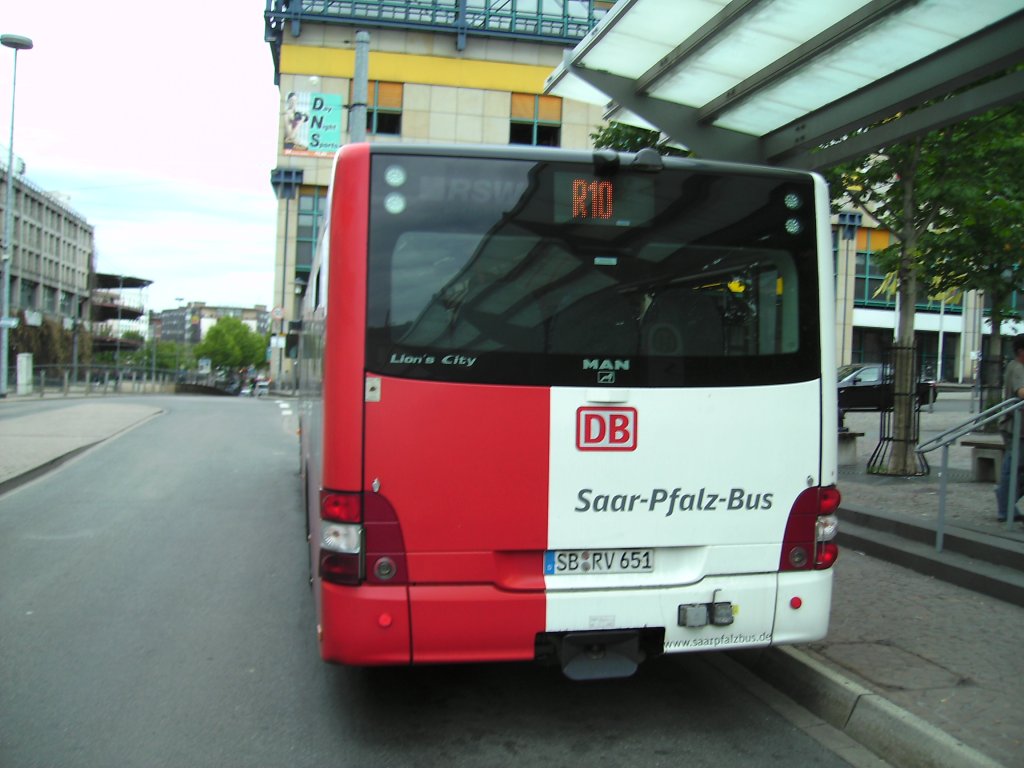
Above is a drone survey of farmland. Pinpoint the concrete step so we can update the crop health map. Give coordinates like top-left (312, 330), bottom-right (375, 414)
top-left (836, 514), bottom-right (1024, 608)
top-left (839, 506), bottom-right (1024, 570)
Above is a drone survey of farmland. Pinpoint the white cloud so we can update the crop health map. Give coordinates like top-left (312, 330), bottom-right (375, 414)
top-left (1, 0), bottom-right (283, 311)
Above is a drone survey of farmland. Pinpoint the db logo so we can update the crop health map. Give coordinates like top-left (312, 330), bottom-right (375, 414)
top-left (576, 407), bottom-right (637, 451)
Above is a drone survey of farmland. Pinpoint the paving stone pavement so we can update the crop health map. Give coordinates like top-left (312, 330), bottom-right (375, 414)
top-left (817, 395), bottom-right (1024, 767)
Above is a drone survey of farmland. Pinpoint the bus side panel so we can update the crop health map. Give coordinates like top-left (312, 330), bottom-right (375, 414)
top-left (363, 378), bottom-right (550, 659)
top-left (316, 145), bottom-right (374, 663)
top-left (814, 173), bottom-right (839, 486)
top-left (323, 143), bottom-right (371, 493)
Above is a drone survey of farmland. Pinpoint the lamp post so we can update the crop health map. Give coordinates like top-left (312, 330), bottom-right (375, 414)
top-left (0, 33), bottom-right (33, 399)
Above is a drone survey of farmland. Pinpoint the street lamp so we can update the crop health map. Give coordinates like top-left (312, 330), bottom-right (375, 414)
top-left (0, 33), bottom-right (33, 399)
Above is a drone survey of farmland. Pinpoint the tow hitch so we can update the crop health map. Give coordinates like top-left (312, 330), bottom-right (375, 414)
top-left (556, 630), bottom-right (644, 681)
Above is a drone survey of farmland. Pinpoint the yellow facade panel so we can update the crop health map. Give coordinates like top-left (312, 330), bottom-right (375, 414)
top-left (281, 45), bottom-right (553, 93)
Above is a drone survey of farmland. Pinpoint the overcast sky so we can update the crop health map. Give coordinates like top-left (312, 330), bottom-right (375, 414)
top-left (1, 0), bottom-right (282, 312)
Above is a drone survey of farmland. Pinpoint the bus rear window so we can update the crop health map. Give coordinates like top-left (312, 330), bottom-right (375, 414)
top-left (366, 153), bottom-right (820, 388)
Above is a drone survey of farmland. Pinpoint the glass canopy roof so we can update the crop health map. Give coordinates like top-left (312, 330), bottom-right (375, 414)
top-left (546, 0), bottom-right (1024, 168)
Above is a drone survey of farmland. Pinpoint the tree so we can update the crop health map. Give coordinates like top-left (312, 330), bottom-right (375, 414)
top-left (826, 102), bottom-right (1024, 472)
top-left (193, 316), bottom-right (267, 371)
top-left (918, 104), bottom-right (1024, 393)
top-left (9, 316), bottom-right (69, 366)
top-left (129, 340), bottom-right (194, 372)
top-left (590, 122), bottom-right (691, 156)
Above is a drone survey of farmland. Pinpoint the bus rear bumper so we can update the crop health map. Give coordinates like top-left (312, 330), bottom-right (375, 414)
top-left (319, 583), bottom-right (412, 665)
top-left (545, 570), bottom-right (833, 654)
top-left (317, 569), bottom-right (833, 666)
top-left (771, 569), bottom-right (834, 644)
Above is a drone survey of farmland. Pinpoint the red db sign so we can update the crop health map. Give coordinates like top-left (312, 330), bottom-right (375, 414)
top-left (576, 407), bottom-right (637, 451)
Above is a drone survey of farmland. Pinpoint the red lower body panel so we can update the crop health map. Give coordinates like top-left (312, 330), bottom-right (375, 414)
top-left (319, 584), bottom-right (412, 665)
top-left (409, 585), bottom-right (545, 663)
top-left (319, 581), bottom-right (545, 665)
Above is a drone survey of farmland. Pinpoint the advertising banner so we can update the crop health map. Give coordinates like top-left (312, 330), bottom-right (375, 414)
top-left (283, 91), bottom-right (344, 157)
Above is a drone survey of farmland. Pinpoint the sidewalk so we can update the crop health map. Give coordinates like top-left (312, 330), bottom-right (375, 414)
top-left (750, 394), bottom-right (1023, 768)
top-left (0, 400), bottom-right (163, 493)
top-left (1, 394), bottom-right (1021, 767)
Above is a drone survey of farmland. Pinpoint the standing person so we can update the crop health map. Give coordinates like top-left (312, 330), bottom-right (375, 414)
top-left (995, 333), bottom-right (1024, 522)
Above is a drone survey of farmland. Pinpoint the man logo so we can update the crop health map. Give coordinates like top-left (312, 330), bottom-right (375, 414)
top-left (576, 407), bottom-right (637, 451)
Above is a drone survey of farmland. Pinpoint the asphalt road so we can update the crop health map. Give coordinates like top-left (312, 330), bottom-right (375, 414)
top-left (0, 395), bottom-right (878, 768)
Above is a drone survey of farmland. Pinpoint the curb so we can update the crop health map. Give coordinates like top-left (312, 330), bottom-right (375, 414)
top-left (735, 647), bottom-right (1004, 768)
top-left (0, 407), bottom-right (165, 496)
top-left (0, 442), bottom-right (99, 496)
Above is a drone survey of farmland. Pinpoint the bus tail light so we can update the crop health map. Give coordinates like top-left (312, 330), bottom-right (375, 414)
top-left (317, 490), bottom-right (409, 586)
top-left (780, 486), bottom-right (840, 571)
top-left (321, 491), bottom-right (362, 523)
top-left (320, 490), bottom-right (363, 585)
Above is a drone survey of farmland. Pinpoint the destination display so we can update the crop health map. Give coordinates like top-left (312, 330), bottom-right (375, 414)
top-left (553, 171), bottom-right (654, 226)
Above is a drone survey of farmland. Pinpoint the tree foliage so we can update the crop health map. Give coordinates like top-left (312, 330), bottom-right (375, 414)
top-left (9, 316), bottom-right (70, 366)
top-left (826, 103), bottom-right (1024, 313)
top-left (825, 101), bottom-right (1024, 472)
top-left (916, 105), bottom-right (1024, 324)
top-left (119, 340), bottom-right (195, 371)
top-left (590, 122), bottom-right (691, 156)
top-left (193, 317), bottom-right (267, 371)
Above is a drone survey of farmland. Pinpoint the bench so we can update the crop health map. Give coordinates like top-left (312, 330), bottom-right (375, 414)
top-left (960, 439), bottom-right (1004, 482)
top-left (837, 431), bottom-right (865, 466)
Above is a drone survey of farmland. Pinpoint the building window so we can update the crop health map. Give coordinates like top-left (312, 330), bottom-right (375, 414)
top-left (849, 226), bottom-right (963, 315)
top-left (510, 93), bottom-right (561, 146)
top-left (296, 187), bottom-right (328, 298)
top-left (852, 228), bottom-right (892, 309)
top-left (19, 279), bottom-right (37, 309)
top-left (854, 250), bottom-right (889, 308)
top-left (350, 81), bottom-right (403, 136)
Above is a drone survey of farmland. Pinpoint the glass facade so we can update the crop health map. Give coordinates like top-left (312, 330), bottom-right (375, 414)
top-left (296, 188), bottom-right (329, 298)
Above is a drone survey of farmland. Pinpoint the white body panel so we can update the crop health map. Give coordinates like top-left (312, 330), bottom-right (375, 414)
top-left (545, 379), bottom-right (830, 651)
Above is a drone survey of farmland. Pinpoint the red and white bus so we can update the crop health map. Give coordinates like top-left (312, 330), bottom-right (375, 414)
top-left (297, 143), bottom-right (839, 679)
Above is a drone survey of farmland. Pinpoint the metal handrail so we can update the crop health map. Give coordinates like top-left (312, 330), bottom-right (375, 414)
top-left (916, 397), bottom-right (1024, 550)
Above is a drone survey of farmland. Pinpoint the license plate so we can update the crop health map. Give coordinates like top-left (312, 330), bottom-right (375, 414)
top-left (544, 549), bottom-right (654, 575)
